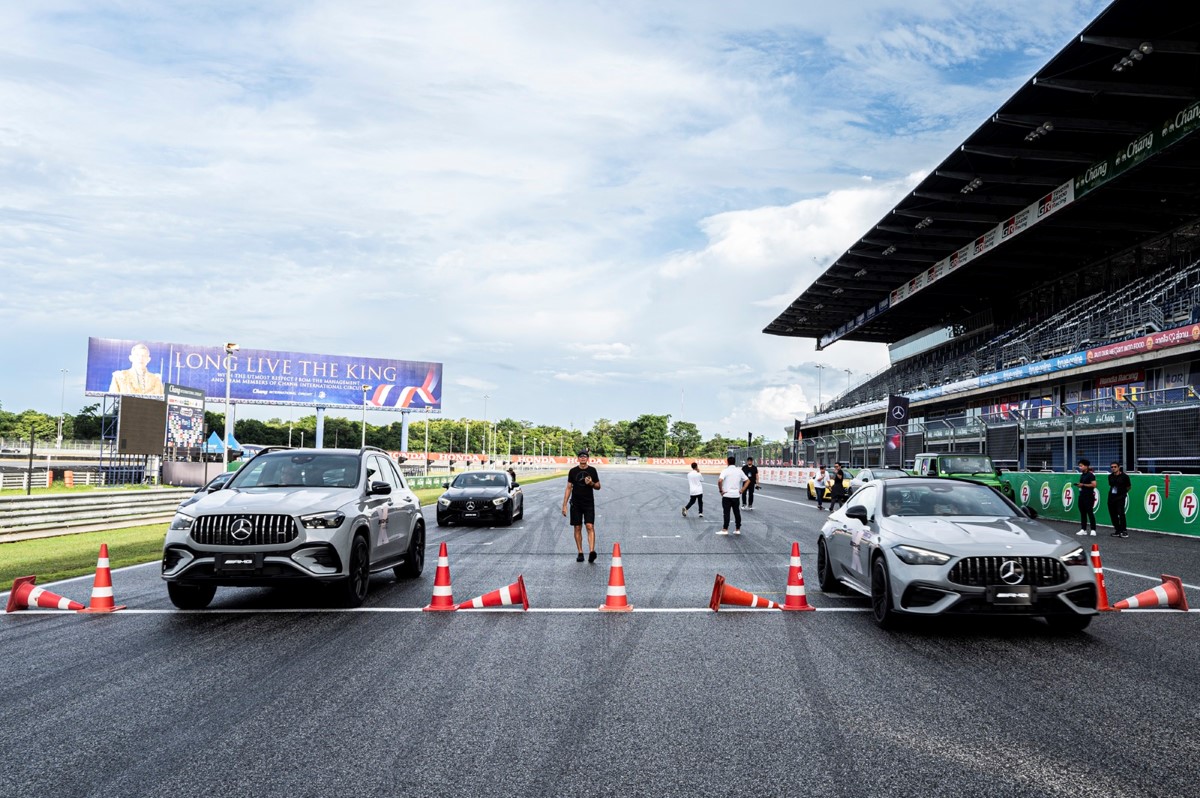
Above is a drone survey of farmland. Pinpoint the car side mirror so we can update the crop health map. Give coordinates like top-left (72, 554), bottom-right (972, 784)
top-left (369, 480), bottom-right (392, 496)
top-left (1022, 506), bottom-right (1038, 519)
top-left (511, 482), bottom-right (519, 489)
top-left (845, 506), bottom-right (870, 524)
top-left (193, 486), bottom-right (204, 494)
top-left (442, 482), bottom-right (450, 489)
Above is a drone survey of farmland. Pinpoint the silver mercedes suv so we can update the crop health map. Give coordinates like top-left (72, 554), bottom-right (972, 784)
top-left (162, 446), bottom-right (426, 609)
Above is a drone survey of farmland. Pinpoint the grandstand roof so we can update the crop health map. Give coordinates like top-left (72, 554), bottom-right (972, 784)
top-left (765, 0), bottom-right (1200, 348)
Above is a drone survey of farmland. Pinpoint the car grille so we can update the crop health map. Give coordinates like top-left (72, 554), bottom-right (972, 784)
top-left (948, 556), bottom-right (1068, 587)
top-left (191, 514), bottom-right (298, 546)
top-left (451, 500), bottom-right (498, 511)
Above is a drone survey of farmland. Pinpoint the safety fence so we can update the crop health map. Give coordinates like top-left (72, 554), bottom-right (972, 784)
top-left (1002, 471), bottom-right (1200, 538)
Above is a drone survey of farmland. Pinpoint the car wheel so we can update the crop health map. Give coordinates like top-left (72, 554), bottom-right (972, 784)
top-left (1044, 613), bottom-right (1092, 634)
top-left (393, 524), bottom-right (425, 580)
top-left (516, 498), bottom-right (524, 520)
top-left (436, 513), bottom-right (447, 527)
top-left (870, 556), bottom-right (898, 629)
top-left (167, 582), bottom-right (216, 610)
top-left (816, 537), bottom-right (842, 593)
top-left (339, 534), bottom-right (370, 608)
top-left (501, 502), bottom-right (514, 527)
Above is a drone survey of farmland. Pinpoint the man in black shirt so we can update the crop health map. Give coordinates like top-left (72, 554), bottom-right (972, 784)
top-left (1107, 461), bottom-right (1132, 538)
top-left (563, 452), bottom-right (602, 562)
top-left (741, 457), bottom-right (760, 510)
top-left (1075, 459), bottom-right (1097, 536)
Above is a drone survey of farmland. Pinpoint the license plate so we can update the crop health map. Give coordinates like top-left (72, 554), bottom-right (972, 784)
top-left (215, 553), bottom-right (262, 573)
top-left (463, 512), bottom-right (478, 518)
top-left (987, 585), bottom-right (1034, 605)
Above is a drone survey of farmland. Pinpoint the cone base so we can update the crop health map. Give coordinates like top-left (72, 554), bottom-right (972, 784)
top-left (6, 576), bottom-right (36, 613)
top-left (79, 604), bottom-right (126, 613)
top-left (598, 604), bottom-right (633, 612)
top-left (782, 604), bottom-right (816, 612)
top-left (422, 604), bottom-right (457, 612)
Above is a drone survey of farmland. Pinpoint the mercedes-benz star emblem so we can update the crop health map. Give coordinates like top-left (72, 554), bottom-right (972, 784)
top-left (230, 518), bottom-right (254, 542)
top-left (891, 406), bottom-right (907, 419)
top-left (999, 559), bottom-right (1024, 585)
top-left (466, 501), bottom-right (476, 511)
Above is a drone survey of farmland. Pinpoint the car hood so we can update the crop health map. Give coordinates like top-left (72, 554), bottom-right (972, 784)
top-left (442, 486), bottom-right (509, 500)
top-left (182, 486), bottom-right (358, 516)
top-left (885, 516), bottom-right (1070, 553)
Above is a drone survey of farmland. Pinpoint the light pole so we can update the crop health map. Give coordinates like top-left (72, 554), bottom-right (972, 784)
top-left (508, 430), bottom-right (512, 460)
top-left (57, 368), bottom-right (68, 448)
top-left (482, 395), bottom-right (490, 463)
top-left (465, 420), bottom-right (470, 467)
top-left (814, 364), bottom-right (826, 412)
top-left (361, 385), bottom-right (370, 448)
top-left (843, 368), bottom-right (852, 394)
top-left (299, 431), bottom-right (304, 448)
top-left (222, 343), bottom-right (238, 472)
top-left (424, 417), bottom-right (430, 476)
top-left (288, 421), bottom-right (293, 447)
top-left (521, 432), bottom-right (526, 456)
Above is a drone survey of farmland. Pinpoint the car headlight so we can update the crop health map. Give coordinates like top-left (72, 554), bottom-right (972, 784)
top-left (492, 497), bottom-right (507, 508)
top-left (892, 544), bottom-right (952, 566)
top-left (169, 513), bottom-right (195, 531)
top-left (1059, 546), bottom-right (1087, 567)
top-left (438, 497), bottom-right (451, 508)
top-left (299, 511), bottom-right (345, 529)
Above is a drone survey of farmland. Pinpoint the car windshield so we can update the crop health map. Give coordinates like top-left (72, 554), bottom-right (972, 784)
top-left (939, 456), bottom-right (994, 474)
top-left (884, 482), bottom-right (1019, 518)
top-left (870, 469), bottom-right (908, 479)
top-left (452, 473), bottom-right (507, 489)
top-left (229, 453), bottom-right (361, 489)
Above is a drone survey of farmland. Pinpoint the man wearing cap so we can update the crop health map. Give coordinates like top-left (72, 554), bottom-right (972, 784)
top-left (563, 452), bottom-right (602, 562)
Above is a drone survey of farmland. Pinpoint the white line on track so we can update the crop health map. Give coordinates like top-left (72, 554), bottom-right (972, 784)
top-left (3, 606), bottom-right (873, 615)
top-left (1103, 568), bottom-right (1200, 591)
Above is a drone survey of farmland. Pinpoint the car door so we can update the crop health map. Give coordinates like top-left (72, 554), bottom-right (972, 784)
top-left (383, 458), bottom-right (419, 555)
top-left (364, 455), bottom-right (404, 562)
top-left (508, 473), bottom-right (523, 516)
top-left (831, 484), bottom-right (878, 582)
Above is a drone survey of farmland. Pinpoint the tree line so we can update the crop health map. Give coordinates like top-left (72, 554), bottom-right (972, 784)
top-left (0, 404), bottom-right (761, 459)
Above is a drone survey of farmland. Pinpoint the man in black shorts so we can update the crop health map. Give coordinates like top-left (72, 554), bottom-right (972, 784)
top-left (563, 452), bottom-right (602, 562)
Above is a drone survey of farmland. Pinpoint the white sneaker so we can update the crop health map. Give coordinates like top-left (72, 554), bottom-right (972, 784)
top-left (1089, 530), bottom-right (1096, 536)
top-left (733, 529), bottom-right (742, 535)
top-left (717, 529), bottom-right (729, 536)
top-left (1076, 529), bottom-right (1088, 536)
top-left (698, 513), bottom-right (704, 518)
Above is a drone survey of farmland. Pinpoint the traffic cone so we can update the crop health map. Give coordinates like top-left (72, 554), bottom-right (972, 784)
top-left (1090, 544), bottom-right (1113, 612)
top-left (1111, 575), bottom-right (1190, 611)
top-left (598, 543), bottom-right (633, 612)
top-left (79, 543), bottom-right (126, 613)
top-left (6, 576), bottom-right (85, 612)
top-left (709, 574), bottom-right (782, 611)
top-left (423, 542), bottom-right (457, 611)
top-left (782, 542), bottom-right (815, 612)
top-left (458, 575), bottom-right (529, 611)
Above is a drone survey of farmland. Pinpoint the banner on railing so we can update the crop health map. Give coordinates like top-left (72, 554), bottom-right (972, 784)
top-left (1004, 471), bottom-right (1199, 538)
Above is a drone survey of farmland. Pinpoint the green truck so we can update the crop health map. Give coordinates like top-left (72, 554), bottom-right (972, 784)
top-left (911, 452), bottom-right (1015, 499)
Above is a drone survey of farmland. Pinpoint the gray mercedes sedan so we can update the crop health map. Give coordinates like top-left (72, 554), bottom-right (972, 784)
top-left (815, 478), bottom-right (1098, 631)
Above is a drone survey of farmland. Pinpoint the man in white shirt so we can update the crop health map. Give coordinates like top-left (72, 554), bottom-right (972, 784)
top-left (716, 456), bottom-right (749, 535)
top-left (682, 462), bottom-right (704, 518)
top-left (813, 465), bottom-right (828, 511)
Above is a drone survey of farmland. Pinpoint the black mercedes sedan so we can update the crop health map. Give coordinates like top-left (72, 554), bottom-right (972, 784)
top-left (436, 470), bottom-right (524, 527)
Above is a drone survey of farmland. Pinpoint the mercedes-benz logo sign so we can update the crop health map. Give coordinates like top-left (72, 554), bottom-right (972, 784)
top-left (891, 406), bottom-right (907, 419)
top-left (466, 501), bottom-right (476, 511)
top-left (230, 518), bottom-right (254, 542)
top-left (999, 559), bottom-right (1025, 585)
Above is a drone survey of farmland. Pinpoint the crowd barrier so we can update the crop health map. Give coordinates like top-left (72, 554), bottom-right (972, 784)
top-left (1002, 471), bottom-right (1200, 538)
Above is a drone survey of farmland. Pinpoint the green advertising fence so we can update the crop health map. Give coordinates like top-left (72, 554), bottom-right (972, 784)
top-left (1002, 472), bottom-right (1200, 538)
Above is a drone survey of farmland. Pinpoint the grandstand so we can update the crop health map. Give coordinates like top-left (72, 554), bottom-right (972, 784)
top-left (769, 1), bottom-right (1200, 474)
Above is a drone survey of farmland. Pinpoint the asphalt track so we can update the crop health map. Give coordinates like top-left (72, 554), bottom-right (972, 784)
top-left (2, 470), bottom-right (1199, 798)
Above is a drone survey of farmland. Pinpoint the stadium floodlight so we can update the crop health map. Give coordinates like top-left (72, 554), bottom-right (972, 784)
top-left (881, 245), bottom-right (897, 256)
top-left (914, 217), bottom-right (933, 229)
top-left (832, 287), bottom-right (844, 295)
top-left (1139, 42), bottom-right (1153, 54)
top-left (854, 268), bottom-right (868, 278)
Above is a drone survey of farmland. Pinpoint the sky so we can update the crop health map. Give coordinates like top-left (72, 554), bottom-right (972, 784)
top-left (0, 0), bottom-right (1111, 440)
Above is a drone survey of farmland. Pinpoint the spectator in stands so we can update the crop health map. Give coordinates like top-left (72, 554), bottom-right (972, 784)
top-left (741, 457), bottom-right (760, 511)
top-left (829, 463), bottom-right (848, 512)
top-left (682, 461), bottom-right (704, 518)
top-left (1074, 459), bottom-right (1097, 537)
top-left (1107, 462), bottom-right (1131, 538)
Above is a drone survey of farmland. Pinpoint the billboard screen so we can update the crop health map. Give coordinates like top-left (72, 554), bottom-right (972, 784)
top-left (117, 396), bottom-right (167, 456)
top-left (165, 383), bottom-right (206, 450)
top-left (86, 338), bottom-right (442, 412)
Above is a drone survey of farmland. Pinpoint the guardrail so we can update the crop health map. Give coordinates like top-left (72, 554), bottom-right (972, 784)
top-left (0, 488), bottom-right (192, 538)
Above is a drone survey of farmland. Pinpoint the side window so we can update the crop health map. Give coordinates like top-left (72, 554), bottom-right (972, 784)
top-left (845, 485), bottom-right (877, 521)
top-left (369, 456), bottom-right (400, 490)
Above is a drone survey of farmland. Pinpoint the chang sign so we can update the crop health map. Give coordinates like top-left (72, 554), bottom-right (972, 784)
top-left (86, 337), bottom-right (441, 411)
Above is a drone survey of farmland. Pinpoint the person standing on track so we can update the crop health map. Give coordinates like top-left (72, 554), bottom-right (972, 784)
top-left (683, 461), bottom-right (705, 518)
top-left (1075, 459), bottom-right (1097, 536)
top-left (828, 463), bottom-right (848, 513)
top-left (1107, 461), bottom-right (1131, 538)
top-left (717, 455), bottom-right (748, 535)
top-left (741, 456), bottom-right (760, 511)
top-left (814, 465), bottom-right (828, 511)
top-left (563, 452), bottom-right (602, 562)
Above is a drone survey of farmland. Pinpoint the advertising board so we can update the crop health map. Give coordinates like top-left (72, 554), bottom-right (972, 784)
top-left (1004, 472), bottom-right (1200, 538)
top-left (165, 384), bottom-right (206, 450)
top-left (86, 337), bottom-right (442, 411)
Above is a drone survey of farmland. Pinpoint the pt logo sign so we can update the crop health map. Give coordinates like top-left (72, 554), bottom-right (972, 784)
top-left (1061, 484), bottom-right (1075, 511)
top-left (1144, 485), bottom-right (1162, 521)
top-left (1019, 481), bottom-right (1031, 506)
top-left (1180, 487), bottom-right (1198, 525)
top-left (1039, 482), bottom-right (1052, 509)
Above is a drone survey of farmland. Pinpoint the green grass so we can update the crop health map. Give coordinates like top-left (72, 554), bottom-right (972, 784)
top-left (0, 482), bottom-right (160, 496)
top-left (1, 471), bottom-right (567, 588)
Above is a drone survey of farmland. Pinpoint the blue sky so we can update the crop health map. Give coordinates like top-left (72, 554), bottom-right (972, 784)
top-left (0, 0), bottom-right (1109, 439)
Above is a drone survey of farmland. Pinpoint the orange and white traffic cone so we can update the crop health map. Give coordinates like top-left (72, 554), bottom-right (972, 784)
top-left (6, 576), bottom-right (85, 612)
top-left (709, 574), bottom-right (782, 611)
top-left (598, 543), bottom-right (633, 612)
top-left (1111, 575), bottom-right (1190, 611)
top-left (1090, 544), bottom-right (1113, 612)
top-left (79, 544), bottom-right (126, 613)
top-left (782, 542), bottom-right (815, 612)
top-left (458, 575), bottom-right (529, 611)
top-left (423, 542), bottom-right (457, 611)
